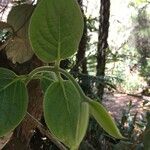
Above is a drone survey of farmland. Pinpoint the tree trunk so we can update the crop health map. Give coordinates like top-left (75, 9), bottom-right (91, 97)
top-left (70, 0), bottom-right (92, 96)
top-left (96, 0), bottom-right (110, 100)
top-left (72, 0), bottom-right (88, 74)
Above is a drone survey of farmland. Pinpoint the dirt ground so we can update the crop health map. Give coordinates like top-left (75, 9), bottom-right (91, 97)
top-left (103, 93), bottom-right (150, 121)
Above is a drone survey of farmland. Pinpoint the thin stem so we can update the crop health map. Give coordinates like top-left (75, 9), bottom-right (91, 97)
top-left (58, 68), bottom-right (87, 99)
top-left (28, 66), bottom-right (53, 78)
top-left (27, 66), bottom-right (88, 101)
top-left (26, 67), bottom-right (53, 84)
top-left (55, 61), bottom-right (62, 82)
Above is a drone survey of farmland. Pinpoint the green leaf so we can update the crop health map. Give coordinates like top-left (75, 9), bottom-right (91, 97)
top-left (40, 72), bottom-right (58, 92)
top-left (0, 67), bottom-right (16, 91)
top-left (29, 0), bottom-right (84, 62)
top-left (0, 68), bottom-right (28, 136)
top-left (7, 4), bottom-right (34, 32)
top-left (76, 102), bottom-right (89, 147)
top-left (5, 36), bottom-right (33, 64)
top-left (44, 80), bottom-right (81, 148)
top-left (6, 4), bottom-right (34, 63)
top-left (89, 101), bottom-right (124, 139)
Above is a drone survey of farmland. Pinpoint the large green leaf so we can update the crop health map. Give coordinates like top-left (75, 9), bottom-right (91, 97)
top-left (89, 101), bottom-right (124, 139)
top-left (0, 68), bottom-right (28, 136)
top-left (29, 0), bottom-right (84, 62)
top-left (44, 80), bottom-right (81, 148)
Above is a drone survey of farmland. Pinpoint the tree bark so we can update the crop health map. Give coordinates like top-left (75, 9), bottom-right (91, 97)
top-left (72, 0), bottom-right (88, 74)
top-left (96, 0), bottom-right (110, 100)
top-left (70, 0), bottom-right (92, 96)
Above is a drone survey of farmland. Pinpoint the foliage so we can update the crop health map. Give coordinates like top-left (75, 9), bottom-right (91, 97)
top-left (29, 0), bottom-right (84, 62)
top-left (89, 101), bottom-right (123, 139)
top-left (83, 99), bottom-right (150, 150)
top-left (5, 4), bottom-right (34, 63)
top-left (44, 80), bottom-right (82, 148)
top-left (114, 101), bottom-right (150, 150)
top-left (0, 68), bottom-right (28, 136)
top-left (103, 0), bottom-right (150, 93)
top-left (0, 0), bottom-right (123, 149)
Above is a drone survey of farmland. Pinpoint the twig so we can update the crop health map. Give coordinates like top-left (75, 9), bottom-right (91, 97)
top-left (27, 112), bottom-right (67, 150)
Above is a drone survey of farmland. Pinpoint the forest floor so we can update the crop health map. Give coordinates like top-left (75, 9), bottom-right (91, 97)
top-left (103, 93), bottom-right (150, 121)
top-left (0, 93), bottom-right (149, 149)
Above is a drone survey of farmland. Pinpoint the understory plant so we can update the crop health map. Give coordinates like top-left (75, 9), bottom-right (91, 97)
top-left (0, 0), bottom-right (124, 149)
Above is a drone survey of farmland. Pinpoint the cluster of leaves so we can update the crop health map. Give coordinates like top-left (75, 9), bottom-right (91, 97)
top-left (0, 0), bottom-right (124, 149)
top-left (132, 5), bottom-right (150, 93)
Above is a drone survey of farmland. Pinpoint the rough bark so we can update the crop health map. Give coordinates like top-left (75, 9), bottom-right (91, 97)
top-left (96, 0), bottom-right (110, 100)
top-left (72, 0), bottom-right (88, 74)
top-left (70, 0), bottom-right (92, 96)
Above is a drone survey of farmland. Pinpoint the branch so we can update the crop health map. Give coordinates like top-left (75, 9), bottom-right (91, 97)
top-left (27, 112), bottom-right (67, 150)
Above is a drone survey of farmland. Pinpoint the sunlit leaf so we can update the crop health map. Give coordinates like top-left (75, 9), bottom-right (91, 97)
top-left (29, 0), bottom-right (84, 62)
top-left (44, 80), bottom-right (81, 148)
top-left (89, 101), bottom-right (124, 139)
